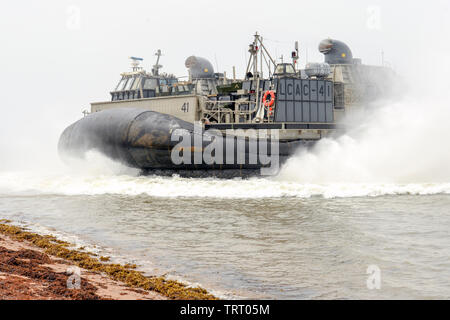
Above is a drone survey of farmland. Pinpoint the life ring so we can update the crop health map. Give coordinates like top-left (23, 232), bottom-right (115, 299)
top-left (201, 117), bottom-right (211, 125)
top-left (262, 90), bottom-right (275, 108)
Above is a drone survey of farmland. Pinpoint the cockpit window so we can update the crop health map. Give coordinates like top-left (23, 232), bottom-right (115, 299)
top-left (125, 77), bottom-right (135, 90)
top-left (115, 78), bottom-right (128, 91)
top-left (285, 64), bottom-right (295, 74)
top-left (143, 78), bottom-right (158, 89)
top-left (274, 64), bottom-right (295, 75)
top-left (132, 77), bottom-right (141, 90)
top-left (274, 65), bottom-right (285, 75)
top-left (159, 79), bottom-right (168, 86)
top-left (168, 78), bottom-right (178, 85)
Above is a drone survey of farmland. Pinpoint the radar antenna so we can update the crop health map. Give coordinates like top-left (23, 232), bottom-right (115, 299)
top-left (152, 49), bottom-right (163, 76)
top-left (129, 56), bottom-right (144, 71)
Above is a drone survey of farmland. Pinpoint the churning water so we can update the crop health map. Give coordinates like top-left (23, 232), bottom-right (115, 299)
top-left (2, 31), bottom-right (450, 299)
top-left (1, 146), bottom-right (450, 299)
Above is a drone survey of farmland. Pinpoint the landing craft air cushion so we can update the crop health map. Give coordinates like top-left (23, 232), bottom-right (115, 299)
top-left (58, 33), bottom-right (397, 177)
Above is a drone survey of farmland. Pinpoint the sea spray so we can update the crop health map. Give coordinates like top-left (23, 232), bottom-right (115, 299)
top-left (277, 95), bottom-right (450, 184)
top-left (277, 20), bottom-right (450, 185)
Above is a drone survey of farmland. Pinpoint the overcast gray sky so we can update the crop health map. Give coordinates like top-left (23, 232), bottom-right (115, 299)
top-left (0, 0), bottom-right (449, 169)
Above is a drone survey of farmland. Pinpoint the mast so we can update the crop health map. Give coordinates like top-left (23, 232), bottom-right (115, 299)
top-left (245, 32), bottom-right (276, 79)
top-left (152, 49), bottom-right (163, 76)
top-left (244, 32), bottom-right (277, 123)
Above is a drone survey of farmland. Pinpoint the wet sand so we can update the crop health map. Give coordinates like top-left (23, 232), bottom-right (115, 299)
top-left (0, 221), bottom-right (216, 300)
top-left (0, 234), bottom-right (164, 300)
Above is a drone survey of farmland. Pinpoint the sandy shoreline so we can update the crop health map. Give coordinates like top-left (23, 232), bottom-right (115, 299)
top-left (0, 221), bottom-right (216, 300)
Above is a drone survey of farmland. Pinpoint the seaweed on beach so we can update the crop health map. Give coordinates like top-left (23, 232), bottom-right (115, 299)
top-left (0, 246), bottom-right (102, 300)
top-left (0, 222), bottom-right (217, 300)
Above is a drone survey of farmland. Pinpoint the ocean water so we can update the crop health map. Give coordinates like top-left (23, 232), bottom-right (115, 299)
top-left (1, 162), bottom-right (450, 299)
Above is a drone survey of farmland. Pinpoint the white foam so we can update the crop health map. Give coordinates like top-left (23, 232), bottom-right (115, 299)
top-left (1, 169), bottom-right (450, 199)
